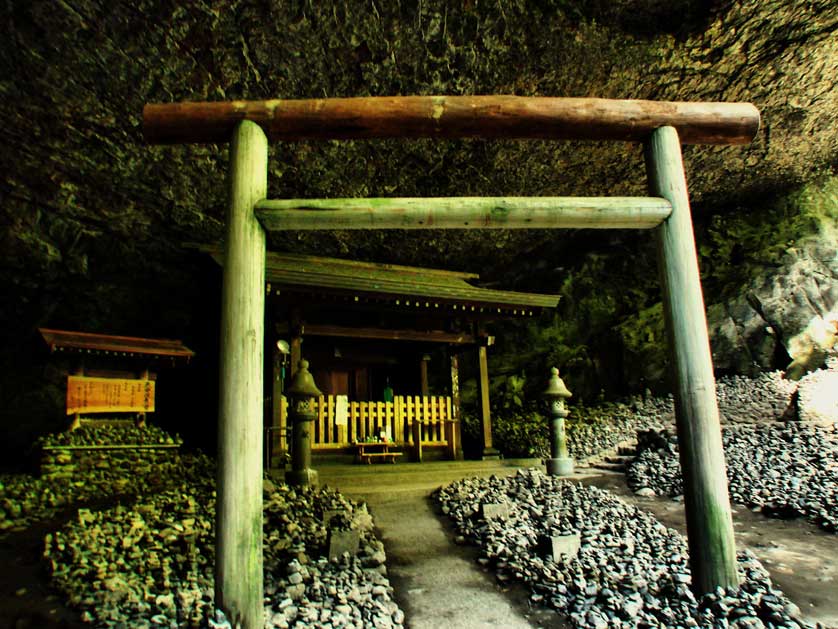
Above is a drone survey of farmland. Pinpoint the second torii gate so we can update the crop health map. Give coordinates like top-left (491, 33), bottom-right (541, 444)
top-left (143, 95), bottom-right (760, 628)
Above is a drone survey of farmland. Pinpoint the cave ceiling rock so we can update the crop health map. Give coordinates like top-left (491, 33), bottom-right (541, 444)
top-left (0, 0), bottom-right (836, 389)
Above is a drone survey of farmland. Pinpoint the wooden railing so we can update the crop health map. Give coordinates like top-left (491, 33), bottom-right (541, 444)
top-left (273, 395), bottom-right (458, 457)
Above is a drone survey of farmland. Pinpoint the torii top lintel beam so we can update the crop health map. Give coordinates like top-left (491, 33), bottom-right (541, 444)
top-left (143, 96), bottom-right (760, 146)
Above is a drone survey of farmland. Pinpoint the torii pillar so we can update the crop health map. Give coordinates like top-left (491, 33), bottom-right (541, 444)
top-left (646, 126), bottom-right (739, 593)
top-left (215, 120), bottom-right (268, 627)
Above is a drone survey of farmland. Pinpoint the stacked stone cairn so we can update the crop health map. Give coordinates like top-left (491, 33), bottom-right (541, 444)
top-left (434, 470), bottom-right (817, 629)
top-left (0, 423), bottom-right (405, 628)
top-left (39, 424), bottom-right (183, 483)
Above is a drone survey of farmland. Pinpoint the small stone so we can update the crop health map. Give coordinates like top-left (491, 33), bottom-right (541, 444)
top-left (286, 584), bottom-right (305, 600)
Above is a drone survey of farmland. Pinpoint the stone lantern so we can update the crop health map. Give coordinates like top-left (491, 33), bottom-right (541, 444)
top-left (286, 359), bottom-right (322, 487)
top-left (543, 367), bottom-right (573, 476)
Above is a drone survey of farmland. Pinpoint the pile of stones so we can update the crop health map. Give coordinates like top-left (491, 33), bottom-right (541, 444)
top-left (564, 370), bottom-right (797, 464)
top-left (627, 422), bottom-right (838, 532)
top-left (0, 426), bottom-right (197, 533)
top-left (567, 405), bottom-right (655, 462)
top-left (434, 470), bottom-right (816, 629)
top-left (714, 371), bottom-right (798, 424)
top-left (565, 393), bottom-right (684, 463)
top-left (38, 424), bottom-right (183, 448)
top-left (45, 462), bottom-right (404, 628)
top-left (540, 363), bottom-right (831, 467)
top-left (0, 451), bottom-right (210, 534)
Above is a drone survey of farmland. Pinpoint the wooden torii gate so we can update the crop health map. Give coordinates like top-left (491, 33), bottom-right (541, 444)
top-left (143, 96), bottom-right (760, 628)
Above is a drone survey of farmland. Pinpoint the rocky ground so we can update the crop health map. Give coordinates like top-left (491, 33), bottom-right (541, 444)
top-left (1, 424), bottom-right (405, 629)
top-left (576, 362), bottom-right (838, 533)
top-left (3, 361), bottom-right (836, 627)
top-left (0, 426), bottom-right (190, 535)
top-left (434, 469), bottom-right (823, 629)
top-left (564, 368), bottom-right (804, 464)
top-left (44, 460), bottom-right (403, 629)
top-left (626, 422), bottom-right (838, 533)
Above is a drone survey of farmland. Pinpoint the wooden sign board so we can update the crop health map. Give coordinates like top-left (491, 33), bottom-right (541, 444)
top-left (66, 376), bottom-right (155, 415)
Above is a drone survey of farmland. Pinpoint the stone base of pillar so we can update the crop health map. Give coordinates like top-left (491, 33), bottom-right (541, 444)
top-left (286, 468), bottom-right (319, 487)
top-left (481, 447), bottom-right (501, 460)
top-left (546, 457), bottom-right (574, 476)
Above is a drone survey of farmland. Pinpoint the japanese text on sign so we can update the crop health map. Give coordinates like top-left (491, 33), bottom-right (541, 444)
top-left (66, 376), bottom-right (155, 415)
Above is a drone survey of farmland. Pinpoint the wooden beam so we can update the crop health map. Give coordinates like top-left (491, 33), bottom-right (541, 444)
top-left (215, 120), bottom-right (267, 628)
top-left (144, 96), bottom-right (760, 145)
top-left (645, 126), bottom-right (739, 594)
top-left (39, 327), bottom-right (194, 361)
top-left (276, 322), bottom-right (476, 344)
top-left (255, 197), bottom-right (672, 231)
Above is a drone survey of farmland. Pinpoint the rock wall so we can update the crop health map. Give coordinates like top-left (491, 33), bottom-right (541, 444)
top-left (705, 179), bottom-right (838, 378)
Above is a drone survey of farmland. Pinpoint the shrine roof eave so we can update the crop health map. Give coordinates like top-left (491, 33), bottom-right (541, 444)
top-left (205, 248), bottom-right (559, 315)
top-left (39, 328), bottom-right (195, 363)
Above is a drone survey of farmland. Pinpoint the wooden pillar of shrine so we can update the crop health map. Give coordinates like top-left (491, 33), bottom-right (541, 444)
top-left (476, 334), bottom-right (499, 460)
top-left (419, 354), bottom-right (431, 397)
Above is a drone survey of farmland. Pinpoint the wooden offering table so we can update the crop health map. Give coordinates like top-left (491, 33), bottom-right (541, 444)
top-left (354, 441), bottom-right (402, 464)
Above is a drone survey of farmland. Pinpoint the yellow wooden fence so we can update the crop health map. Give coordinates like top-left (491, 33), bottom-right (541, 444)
top-left (273, 395), bottom-right (458, 456)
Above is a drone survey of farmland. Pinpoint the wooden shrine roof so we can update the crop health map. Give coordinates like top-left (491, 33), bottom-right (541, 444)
top-left (39, 328), bottom-right (195, 362)
top-left (207, 249), bottom-right (559, 315)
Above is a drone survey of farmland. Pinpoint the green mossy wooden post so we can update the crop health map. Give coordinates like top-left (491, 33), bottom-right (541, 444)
top-left (216, 120), bottom-right (268, 628)
top-left (645, 126), bottom-right (739, 594)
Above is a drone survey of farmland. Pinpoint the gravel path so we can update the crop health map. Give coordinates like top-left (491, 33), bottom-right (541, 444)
top-left (319, 460), bottom-right (565, 629)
